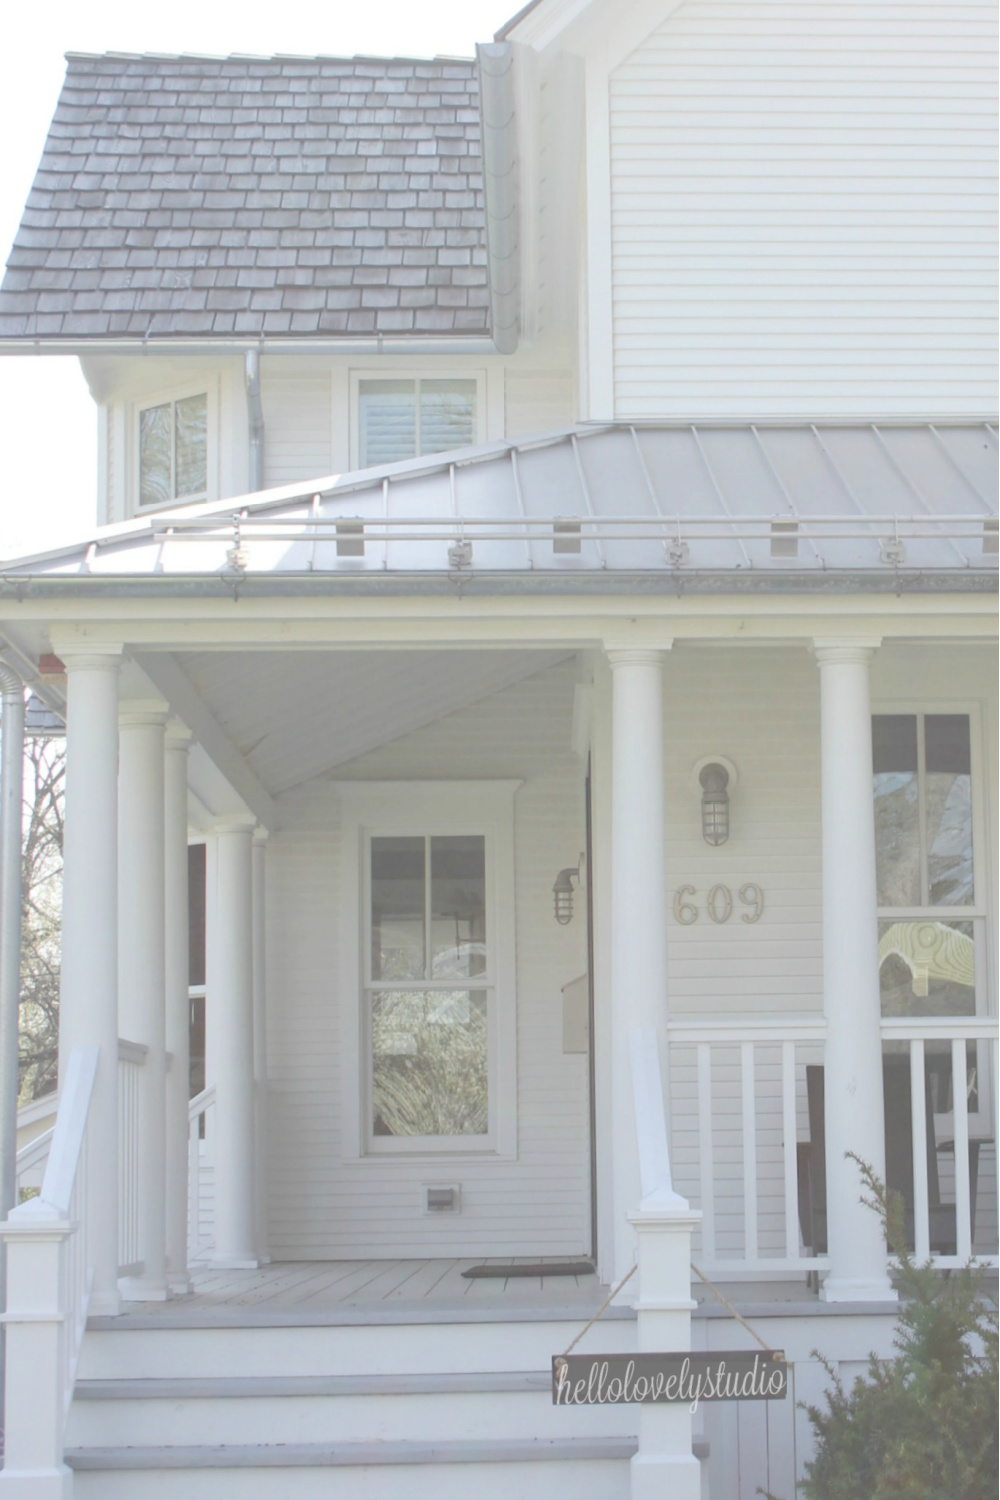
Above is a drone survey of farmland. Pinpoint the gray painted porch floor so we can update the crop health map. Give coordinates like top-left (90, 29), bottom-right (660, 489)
top-left (91, 1258), bottom-right (843, 1330)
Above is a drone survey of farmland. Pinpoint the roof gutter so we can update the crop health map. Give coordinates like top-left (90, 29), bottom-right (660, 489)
top-left (477, 43), bottom-right (520, 356)
top-left (245, 351), bottom-right (264, 492)
top-left (0, 336), bottom-right (502, 359)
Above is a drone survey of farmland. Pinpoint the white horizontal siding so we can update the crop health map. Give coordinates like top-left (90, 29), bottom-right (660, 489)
top-left (609, 0), bottom-right (998, 416)
top-left (265, 660), bottom-right (591, 1260)
top-left (260, 366), bottom-right (332, 488)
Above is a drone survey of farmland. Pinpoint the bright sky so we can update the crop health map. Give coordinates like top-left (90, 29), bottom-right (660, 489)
top-left (0, 0), bottom-right (509, 558)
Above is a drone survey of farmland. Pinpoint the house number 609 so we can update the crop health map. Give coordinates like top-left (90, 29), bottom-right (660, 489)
top-left (673, 884), bottom-right (765, 925)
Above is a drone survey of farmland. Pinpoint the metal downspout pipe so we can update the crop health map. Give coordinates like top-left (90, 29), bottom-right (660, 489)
top-left (0, 660), bottom-right (24, 1427)
top-left (245, 350), bottom-right (264, 493)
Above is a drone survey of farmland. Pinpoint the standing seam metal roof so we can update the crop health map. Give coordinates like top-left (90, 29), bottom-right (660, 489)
top-left (2, 423), bottom-right (996, 586)
top-left (0, 52), bottom-right (489, 341)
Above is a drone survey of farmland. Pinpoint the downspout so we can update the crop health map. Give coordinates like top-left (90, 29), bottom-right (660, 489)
top-left (245, 350), bottom-right (264, 493)
top-left (0, 661), bottom-right (24, 1422)
top-left (477, 43), bottom-right (520, 356)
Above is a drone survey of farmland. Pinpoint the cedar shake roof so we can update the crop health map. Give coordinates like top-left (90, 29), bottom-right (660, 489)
top-left (0, 52), bottom-right (490, 341)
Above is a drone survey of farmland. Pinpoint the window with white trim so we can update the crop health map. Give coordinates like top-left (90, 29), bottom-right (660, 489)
top-left (337, 782), bottom-right (518, 1158)
top-left (137, 391), bottom-right (208, 507)
top-left (356, 376), bottom-right (479, 468)
top-left (872, 711), bottom-right (985, 1018)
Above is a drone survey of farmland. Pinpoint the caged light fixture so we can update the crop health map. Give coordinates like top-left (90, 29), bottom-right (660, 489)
top-left (552, 855), bottom-right (585, 925)
top-left (699, 762), bottom-right (731, 846)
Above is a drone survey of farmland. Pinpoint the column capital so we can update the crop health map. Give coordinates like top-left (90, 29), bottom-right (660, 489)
top-left (252, 826), bottom-right (270, 847)
top-left (606, 645), bottom-right (673, 669)
top-left (119, 698), bottom-right (170, 728)
top-left (164, 720), bottom-right (194, 751)
top-left (811, 638), bottom-right (882, 667)
top-left (54, 643), bottom-right (124, 673)
top-left (210, 812), bottom-right (258, 837)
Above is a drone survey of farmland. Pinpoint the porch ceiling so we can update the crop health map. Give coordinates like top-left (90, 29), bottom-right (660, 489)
top-left (171, 647), bottom-right (570, 794)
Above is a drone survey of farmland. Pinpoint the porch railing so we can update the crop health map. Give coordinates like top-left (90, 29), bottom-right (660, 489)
top-left (0, 1046), bottom-right (98, 1486)
top-left (667, 1014), bottom-right (998, 1280)
top-left (188, 1083), bottom-right (216, 1260)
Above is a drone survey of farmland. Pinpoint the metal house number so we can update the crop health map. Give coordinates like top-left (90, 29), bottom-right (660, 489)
top-left (673, 883), bottom-right (764, 925)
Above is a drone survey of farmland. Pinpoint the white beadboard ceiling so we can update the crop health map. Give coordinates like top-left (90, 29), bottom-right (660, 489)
top-left (174, 648), bottom-right (571, 794)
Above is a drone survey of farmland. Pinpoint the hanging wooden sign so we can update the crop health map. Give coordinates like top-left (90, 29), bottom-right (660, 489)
top-left (552, 1350), bottom-right (787, 1407)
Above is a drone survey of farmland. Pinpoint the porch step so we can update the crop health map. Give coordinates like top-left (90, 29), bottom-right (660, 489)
top-left (67, 1369), bottom-right (637, 1445)
top-left (67, 1437), bottom-right (642, 1500)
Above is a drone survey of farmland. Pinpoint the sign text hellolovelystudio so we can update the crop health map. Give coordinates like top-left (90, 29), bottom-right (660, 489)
top-left (552, 1351), bottom-right (787, 1410)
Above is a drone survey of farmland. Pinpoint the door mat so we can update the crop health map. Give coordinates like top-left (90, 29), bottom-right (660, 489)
top-left (461, 1261), bottom-right (596, 1279)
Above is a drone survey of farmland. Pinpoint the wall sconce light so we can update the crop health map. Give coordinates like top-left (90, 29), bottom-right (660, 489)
top-left (553, 855), bottom-right (585, 925)
top-left (692, 755), bottom-right (738, 848)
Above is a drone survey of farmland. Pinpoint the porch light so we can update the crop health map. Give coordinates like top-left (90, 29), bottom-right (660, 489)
top-left (699, 762), bottom-right (730, 846)
top-left (553, 856), bottom-right (585, 925)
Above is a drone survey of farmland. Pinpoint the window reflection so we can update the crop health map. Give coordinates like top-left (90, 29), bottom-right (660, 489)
top-left (372, 990), bottom-right (488, 1136)
top-left (878, 920), bottom-right (975, 1017)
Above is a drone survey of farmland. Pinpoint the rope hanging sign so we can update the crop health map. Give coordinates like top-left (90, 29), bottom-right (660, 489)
top-left (551, 1261), bottom-right (787, 1407)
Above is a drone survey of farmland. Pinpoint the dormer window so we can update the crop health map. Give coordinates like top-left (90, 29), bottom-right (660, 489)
top-left (356, 376), bottom-right (480, 469)
top-left (138, 392), bottom-right (208, 507)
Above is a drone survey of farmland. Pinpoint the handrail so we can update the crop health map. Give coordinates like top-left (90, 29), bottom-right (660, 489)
top-left (34, 1048), bottom-right (98, 1215)
top-left (188, 1082), bottom-right (216, 1124)
top-left (629, 1027), bottom-right (687, 1209)
top-left (117, 1037), bottom-right (149, 1066)
top-left (15, 1125), bottom-right (54, 1178)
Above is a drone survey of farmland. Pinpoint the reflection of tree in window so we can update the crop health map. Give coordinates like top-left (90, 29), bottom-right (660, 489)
top-left (139, 394), bottom-right (207, 507)
top-left (372, 991), bottom-right (488, 1136)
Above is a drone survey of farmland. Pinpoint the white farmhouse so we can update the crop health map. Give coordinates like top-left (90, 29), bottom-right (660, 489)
top-left (0, 1), bottom-right (996, 1496)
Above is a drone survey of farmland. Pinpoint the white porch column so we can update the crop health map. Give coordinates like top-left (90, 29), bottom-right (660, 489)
top-left (209, 816), bottom-right (258, 1267)
top-left (608, 647), bottom-right (670, 1285)
top-left (252, 829), bottom-right (270, 1263)
top-left (814, 642), bottom-right (895, 1302)
top-left (164, 724), bottom-right (193, 1293)
top-left (118, 702), bottom-right (169, 1301)
top-left (57, 647), bottom-right (122, 1318)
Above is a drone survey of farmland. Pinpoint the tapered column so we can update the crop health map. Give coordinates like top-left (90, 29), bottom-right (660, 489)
top-left (252, 829), bottom-right (270, 1263)
top-left (814, 643), bottom-right (895, 1302)
top-left (58, 646), bottom-right (123, 1317)
top-left (164, 724), bottom-right (193, 1293)
top-left (608, 647), bottom-right (670, 1285)
top-left (118, 703), bottom-right (169, 1300)
top-left (209, 817), bottom-right (258, 1267)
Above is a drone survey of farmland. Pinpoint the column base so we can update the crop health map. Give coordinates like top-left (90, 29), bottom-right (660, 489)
top-left (167, 1271), bottom-right (193, 1295)
top-left (820, 1275), bottom-right (898, 1305)
top-left (630, 1453), bottom-right (701, 1500)
top-left (119, 1273), bottom-right (169, 1302)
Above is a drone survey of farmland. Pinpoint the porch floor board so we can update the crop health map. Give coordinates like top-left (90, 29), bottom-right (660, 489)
top-left (93, 1260), bottom-right (906, 1330)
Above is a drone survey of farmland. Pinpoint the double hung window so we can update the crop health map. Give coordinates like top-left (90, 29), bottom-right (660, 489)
top-left (338, 782), bottom-right (518, 1159)
top-left (368, 835), bottom-right (489, 1141)
top-left (873, 712), bottom-right (983, 1019)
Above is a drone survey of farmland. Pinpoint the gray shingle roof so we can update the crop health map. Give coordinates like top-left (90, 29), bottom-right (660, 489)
top-left (0, 52), bottom-right (490, 341)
